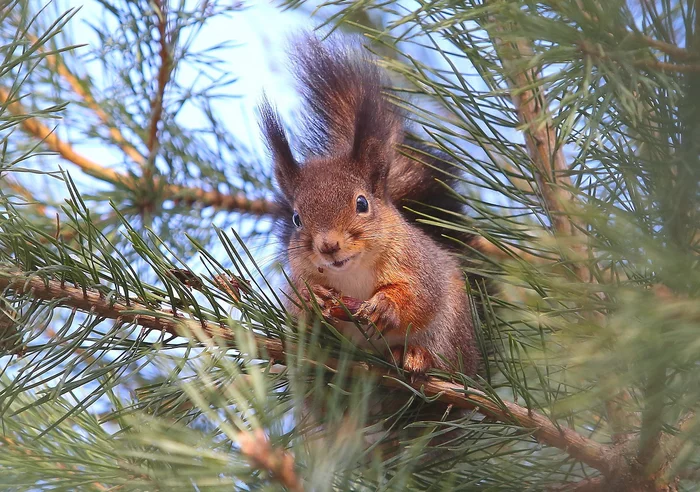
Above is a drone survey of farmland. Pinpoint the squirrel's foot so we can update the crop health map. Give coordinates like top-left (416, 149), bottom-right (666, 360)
top-left (356, 291), bottom-right (401, 338)
top-left (301, 285), bottom-right (339, 317)
top-left (390, 345), bottom-right (434, 382)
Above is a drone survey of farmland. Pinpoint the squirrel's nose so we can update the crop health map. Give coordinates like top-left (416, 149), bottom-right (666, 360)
top-left (318, 240), bottom-right (340, 255)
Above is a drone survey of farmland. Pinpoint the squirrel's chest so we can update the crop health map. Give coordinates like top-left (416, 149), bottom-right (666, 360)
top-left (322, 266), bottom-right (376, 301)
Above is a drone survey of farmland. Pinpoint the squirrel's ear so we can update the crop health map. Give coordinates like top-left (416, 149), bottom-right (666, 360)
top-left (260, 99), bottom-right (299, 199)
top-left (350, 95), bottom-right (399, 195)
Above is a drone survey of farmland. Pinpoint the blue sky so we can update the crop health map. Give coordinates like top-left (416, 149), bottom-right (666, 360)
top-left (64, 0), bottom-right (314, 168)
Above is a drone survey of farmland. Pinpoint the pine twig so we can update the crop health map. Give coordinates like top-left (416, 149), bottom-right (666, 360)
top-left (25, 33), bottom-right (146, 165)
top-left (236, 429), bottom-right (304, 492)
top-left (571, 1), bottom-right (695, 62)
top-left (1, 86), bottom-right (125, 184)
top-left (634, 34), bottom-right (697, 61)
top-left (0, 268), bottom-right (614, 474)
top-left (635, 58), bottom-right (700, 73)
top-left (0, 86), bottom-right (276, 215)
top-left (578, 40), bottom-right (700, 74)
top-left (4, 178), bottom-right (47, 215)
top-left (167, 186), bottom-right (276, 215)
top-left (146, 0), bottom-right (171, 167)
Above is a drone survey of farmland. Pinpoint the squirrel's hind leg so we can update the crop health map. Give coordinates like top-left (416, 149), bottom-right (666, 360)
top-left (389, 345), bottom-right (435, 376)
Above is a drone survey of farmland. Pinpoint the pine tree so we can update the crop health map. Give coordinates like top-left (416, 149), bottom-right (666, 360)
top-left (1, 0), bottom-right (700, 490)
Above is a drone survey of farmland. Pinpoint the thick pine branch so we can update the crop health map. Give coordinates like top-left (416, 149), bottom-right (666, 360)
top-left (491, 30), bottom-right (640, 448)
top-left (0, 268), bottom-right (612, 474)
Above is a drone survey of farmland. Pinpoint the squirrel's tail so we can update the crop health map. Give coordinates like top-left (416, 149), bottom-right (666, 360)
top-left (388, 138), bottom-right (469, 248)
top-left (392, 141), bottom-right (494, 331)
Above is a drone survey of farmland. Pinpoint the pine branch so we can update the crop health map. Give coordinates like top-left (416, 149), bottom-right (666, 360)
top-left (168, 186), bottom-right (276, 215)
top-left (578, 40), bottom-right (700, 73)
top-left (384, 377), bottom-right (613, 473)
top-left (26, 33), bottom-right (147, 165)
top-left (636, 59), bottom-right (700, 73)
top-left (0, 86), bottom-right (277, 215)
top-left (667, 410), bottom-right (697, 459)
top-left (0, 268), bottom-right (285, 359)
top-left (146, 0), bottom-right (171, 170)
top-left (0, 268), bottom-right (614, 474)
top-left (497, 38), bottom-right (586, 271)
top-left (571, 3), bottom-right (695, 62)
top-left (491, 30), bottom-right (639, 446)
top-left (635, 34), bottom-right (697, 60)
top-left (635, 410), bottom-right (700, 488)
top-left (1, 86), bottom-right (124, 184)
top-left (236, 429), bottom-right (304, 492)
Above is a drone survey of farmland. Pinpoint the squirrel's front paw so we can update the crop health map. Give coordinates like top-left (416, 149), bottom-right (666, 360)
top-left (390, 345), bottom-right (435, 377)
top-left (356, 291), bottom-right (401, 338)
top-left (301, 285), bottom-right (339, 317)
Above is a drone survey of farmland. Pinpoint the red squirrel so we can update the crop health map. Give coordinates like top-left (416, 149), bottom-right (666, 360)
top-left (261, 36), bottom-right (480, 376)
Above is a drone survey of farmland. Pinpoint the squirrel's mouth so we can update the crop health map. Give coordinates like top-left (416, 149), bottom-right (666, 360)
top-left (326, 254), bottom-right (358, 270)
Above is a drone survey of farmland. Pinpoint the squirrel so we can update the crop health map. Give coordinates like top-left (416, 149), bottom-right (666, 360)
top-left (260, 36), bottom-right (481, 377)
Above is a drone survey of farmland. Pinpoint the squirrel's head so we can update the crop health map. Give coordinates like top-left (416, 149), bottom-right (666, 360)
top-left (261, 96), bottom-right (400, 273)
top-left (260, 36), bottom-right (406, 273)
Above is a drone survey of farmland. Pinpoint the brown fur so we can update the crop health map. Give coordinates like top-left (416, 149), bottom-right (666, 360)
top-left (260, 36), bottom-right (479, 376)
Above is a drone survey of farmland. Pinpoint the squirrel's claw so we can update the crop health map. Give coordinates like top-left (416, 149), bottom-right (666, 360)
top-left (301, 285), bottom-right (339, 317)
top-left (391, 345), bottom-right (435, 381)
top-left (357, 291), bottom-right (401, 339)
top-left (309, 285), bottom-right (338, 301)
top-left (403, 345), bottom-right (434, 374)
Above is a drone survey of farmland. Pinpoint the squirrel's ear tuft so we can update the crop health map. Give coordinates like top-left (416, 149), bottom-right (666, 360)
top-left (260, 98), bottom-right (299, 199)
top-left (350, 92), bottom-right (399, 195)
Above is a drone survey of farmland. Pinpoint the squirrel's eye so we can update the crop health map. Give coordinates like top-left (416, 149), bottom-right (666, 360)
top-left (292, 211), bottom-right (302, 229)
top-left (356, 195), bottom-right (369, 214)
